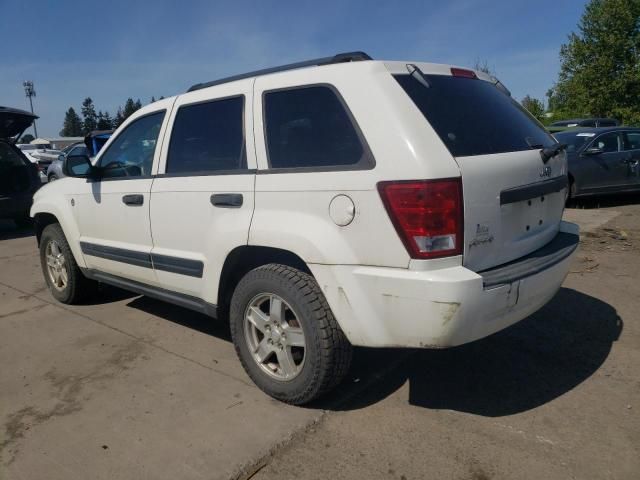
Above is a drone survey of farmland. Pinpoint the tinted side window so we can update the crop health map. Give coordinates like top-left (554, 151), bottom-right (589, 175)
top-left (580, 120), bottom-right (596, 127)
top-left (593, 132), bottom-right (620, 153)
top-left (598, 120), bottom-right (617, 127)
top-left (98, 111), bottom-right (165, 178)
top-left (167, 96), bottom-right (246, 174)
top-left (623, 132), bottom-right (640, 151)
top-left (264, 86), bottom-right (369, 170)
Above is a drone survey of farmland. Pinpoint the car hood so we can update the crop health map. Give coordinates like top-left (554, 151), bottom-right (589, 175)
top-left (0, 106), bottom-right (38, 139)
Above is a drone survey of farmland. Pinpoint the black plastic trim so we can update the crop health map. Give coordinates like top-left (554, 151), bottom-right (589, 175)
top-left (478, 231), bottom-right (579, 288)
top-left (89, 175), bottom-right (154, 183)
top-left (122, 194), bottom-right (144, 206)
top-left (82, 269), bottom-right (217, 317)
top-left (80, 242), bottom-right (204, 278)
top-left (187, 51), bottom-right (371, 92)
top-left (80, 242), bottom-right (152, 269)
top-left (210, 193), bottom-right (243, 208)
top-left (154, 169), bottom-right (257, 178)
top-left (500, 175), bottom-right (568, 205)
top-left (151, 254), bottom-right (204, 278)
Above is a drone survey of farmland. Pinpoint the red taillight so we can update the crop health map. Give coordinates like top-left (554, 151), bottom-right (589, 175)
top-left (450, 67), bottom-right (477, 79)
top-left (378, 178), bottom-right (463, 259)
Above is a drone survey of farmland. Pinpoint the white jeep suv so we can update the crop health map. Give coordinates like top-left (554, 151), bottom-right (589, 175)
top-left (31, 52), bottom-right (579, 404)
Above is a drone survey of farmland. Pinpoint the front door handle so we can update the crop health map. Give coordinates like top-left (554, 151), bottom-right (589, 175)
top-left (210, 193), bottom-right (243, 208)
top-left (122, 194), bottom-right (144, 206)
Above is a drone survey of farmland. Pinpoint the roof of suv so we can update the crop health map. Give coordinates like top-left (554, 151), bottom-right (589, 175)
top-left (187, 51), bottom-right (373, 92)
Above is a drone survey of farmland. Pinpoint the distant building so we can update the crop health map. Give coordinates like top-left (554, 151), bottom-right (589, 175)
top-left (30, 137), bottom-right (84, 150)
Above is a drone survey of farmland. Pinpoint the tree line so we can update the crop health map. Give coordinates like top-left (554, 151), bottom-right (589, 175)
top-left (60, 96), bottom-right (164, 137)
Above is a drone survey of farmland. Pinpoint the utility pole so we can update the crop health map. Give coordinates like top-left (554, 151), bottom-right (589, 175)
top-left (23, 81), bottom-right (38, 138)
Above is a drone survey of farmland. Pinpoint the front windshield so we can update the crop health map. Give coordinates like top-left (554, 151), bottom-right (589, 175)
top-left (554, 131), bottom-right (595, 153)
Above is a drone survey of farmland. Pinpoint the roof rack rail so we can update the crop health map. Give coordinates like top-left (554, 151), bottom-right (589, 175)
top-left (186, 51), bottom-right (372, 92)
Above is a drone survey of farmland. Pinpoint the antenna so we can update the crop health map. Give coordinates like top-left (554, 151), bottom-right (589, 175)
top-left (23, 81), bottom-right (38, 138)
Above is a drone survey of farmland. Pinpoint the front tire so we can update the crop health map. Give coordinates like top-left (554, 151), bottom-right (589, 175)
top-left (39, 223), bottom-right (97, 304)
top-left (230, 264), bottom-right (352, 405)
top-left (48, 174), bottom-right (58, 182)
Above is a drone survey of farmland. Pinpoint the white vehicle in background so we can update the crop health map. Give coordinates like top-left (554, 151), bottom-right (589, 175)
top-left (30, 52), bottom-right (578, 404)
top-left (16, 144), bottom-right (51, 183)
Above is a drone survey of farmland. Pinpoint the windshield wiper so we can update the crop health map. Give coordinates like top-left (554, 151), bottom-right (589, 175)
top-left (406, 64), bottom-right (430, 88)
top-left (540, 143), bottom-right (567, 163)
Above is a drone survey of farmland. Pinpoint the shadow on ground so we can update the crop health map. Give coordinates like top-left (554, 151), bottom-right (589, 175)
top-left (78, 284), bottom-right (622, 417)
top-left (0, 220), bottom-right (34, 241)
top-left (127, 294), bottom-right (232, 341)
top-left (322, 288), bottom-right (622, 416)
top-left (567, 192), bottom-right (640, 210)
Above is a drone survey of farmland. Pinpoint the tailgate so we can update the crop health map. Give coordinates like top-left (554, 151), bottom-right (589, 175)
top-left (391, 64), bottom-right (567, 271)
top-left (457, 150), bottom-right (568, 271)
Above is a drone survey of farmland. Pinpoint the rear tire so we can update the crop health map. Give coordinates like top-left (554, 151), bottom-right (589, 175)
top-left (230, 264), bottom-right (352, 405)
top-left (39, 223), bottom-right (98, 304)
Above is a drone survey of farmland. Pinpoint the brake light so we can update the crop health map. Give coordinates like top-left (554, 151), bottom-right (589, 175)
top-left (378, 178), bottom-right (463, 259)
top-left (450, 67), bottom-right (477, 79)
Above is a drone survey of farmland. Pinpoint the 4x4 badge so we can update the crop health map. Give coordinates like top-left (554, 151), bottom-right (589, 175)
top-left (540, 166), bottom-right (552, 178)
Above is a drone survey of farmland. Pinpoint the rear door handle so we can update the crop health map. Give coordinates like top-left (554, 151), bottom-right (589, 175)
top-left (122, 194), bottom-right (144, 206)
top-left (210, 193), bottom-right (243, 208)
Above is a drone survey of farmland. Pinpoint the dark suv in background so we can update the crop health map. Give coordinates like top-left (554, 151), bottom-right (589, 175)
top-left (0, 107), bottom-right (42, 226)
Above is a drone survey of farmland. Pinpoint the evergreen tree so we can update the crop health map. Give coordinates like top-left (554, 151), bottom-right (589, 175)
top-left (96, 110), bottom-right (113, 130)
top-left (81, 97), bottom-right (98, 134)
top-left (114, 107), bottom-right (125, 128)
top-left (104, 112), bottom-right (114, 129)
top-left (150, 96), bottom-right (156, 103)
top-left (122, 98), bottom-right (140, 120)
top-left (19, 134), bottom-right (35, 144)
top-left (548, 0), bottom-right (640, 124)
top-left (60, 107), bottom-right (83, 136)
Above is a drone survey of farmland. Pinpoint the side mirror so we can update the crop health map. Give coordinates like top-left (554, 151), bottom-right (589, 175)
top-left (64, 154), bottom-right (94, 177)
top-left (58, 154), bottom-right (65, 162)
top-left (583, 147), bottom-right (603, 156)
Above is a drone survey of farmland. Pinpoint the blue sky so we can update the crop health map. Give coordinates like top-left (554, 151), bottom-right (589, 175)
top-left (1, 0), bottom-right (587, 137)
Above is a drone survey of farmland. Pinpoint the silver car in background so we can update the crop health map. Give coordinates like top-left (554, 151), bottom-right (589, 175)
top-left (47, 143), bottom-right (88, 181)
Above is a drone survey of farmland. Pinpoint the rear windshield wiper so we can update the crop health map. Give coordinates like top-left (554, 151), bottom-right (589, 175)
top-left (540, 143), bottom-right (567, 163)
top-left (406, 64), bottom-right (430, 89)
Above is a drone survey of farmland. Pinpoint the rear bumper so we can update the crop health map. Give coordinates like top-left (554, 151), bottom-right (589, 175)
top-left (309, 221), bottom-right (579, 348)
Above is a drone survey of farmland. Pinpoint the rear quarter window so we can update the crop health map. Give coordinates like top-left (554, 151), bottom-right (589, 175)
top-left (263, 85), bottom-right (373, 171)
top-left (394, 74), bottom-right (555, 157)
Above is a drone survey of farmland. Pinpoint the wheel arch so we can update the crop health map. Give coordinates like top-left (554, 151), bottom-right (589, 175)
top-left (34, 212), bottom-right (59, 245)
top-left (217, 245), bottom-right (311, 319)
top-left (31, 203), bottom-right (86, 268)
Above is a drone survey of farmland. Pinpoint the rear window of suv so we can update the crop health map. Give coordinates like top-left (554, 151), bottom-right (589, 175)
top-left (394, 74), bottom-right (555, 157)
